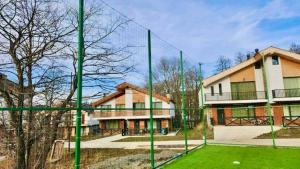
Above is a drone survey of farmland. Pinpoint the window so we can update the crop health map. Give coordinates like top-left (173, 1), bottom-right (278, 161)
top-left (231, 82), bottom-right (256, 100)
top-left (219, 83), bottom-right (222, 95)
top-left (232, 105), bottom-right (255, 118)
top-left (153, 102), bottom-right (162, 114)
top-left (116, 104), bottom-right (125, 110)
top-left (284, 105), bottom-right (300, 119)
top-left (283, 77), bottom-right (300, 97)
top-left (101, 105), bottom-right (111, 112)
top-left (152, 102), bottom-right (162, 108)
top-left (283, 77), bottom-right (300, 89)
top-left (211, 86), bottom-right (214, 96)
top-left (106, 120), bottom-right (119, 129)
top-left (255, 61), bottom-right (261, 69)
top-left (133, 102), bottom-right (145, 109)
top-left (272, 55), bottom-right (279, 65)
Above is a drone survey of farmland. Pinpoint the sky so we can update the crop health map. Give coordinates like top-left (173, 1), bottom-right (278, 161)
top-left (103, 0), bottom-right (300, 77)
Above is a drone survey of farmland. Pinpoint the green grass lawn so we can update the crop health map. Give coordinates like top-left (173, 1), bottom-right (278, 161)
top-left (164, 145), bottom-right (300, 169)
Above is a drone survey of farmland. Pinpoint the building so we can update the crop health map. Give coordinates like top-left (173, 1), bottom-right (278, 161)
top-left (0, 74), bottom-right (99, 138)
top-left (200, 46), bottom-right (300, 127)
top-left (92, 82), bottom-right (175, 135)
top-left (58, 107), bottom-right (99, 138)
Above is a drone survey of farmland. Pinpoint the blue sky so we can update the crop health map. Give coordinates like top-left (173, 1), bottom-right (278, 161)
top-left (104, 0), bottom-right (300, 76)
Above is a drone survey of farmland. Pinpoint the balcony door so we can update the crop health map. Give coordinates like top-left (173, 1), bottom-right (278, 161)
top-left (133, 102), bottom-right (145, 115)
top-left (283, 77), bottom-right (300, 97)
top-left (231, 82), bottom-right (256, 100)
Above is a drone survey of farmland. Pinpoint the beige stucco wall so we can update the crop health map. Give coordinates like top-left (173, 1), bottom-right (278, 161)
top-left (230, 65), bottom-right (255, 82)
top-left (281, 57), bottom-right (300, 77)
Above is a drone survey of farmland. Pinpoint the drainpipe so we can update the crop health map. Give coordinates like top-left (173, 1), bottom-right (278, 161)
top-left (256, 49), bottom-right (276, 148)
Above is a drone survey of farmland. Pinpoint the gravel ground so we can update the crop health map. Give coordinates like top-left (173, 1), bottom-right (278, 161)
top-left (88, 150), bottom-right (180, 169)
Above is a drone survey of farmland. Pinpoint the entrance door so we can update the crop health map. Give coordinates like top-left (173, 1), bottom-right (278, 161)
top-left (157, 119), bottom-right (161, 132)
top-left (134, 120), bottom-right (139, 134)
top-left (124, 120), bottom-right (128, 129)
top-left (217, 108), bottom-right (225, 125)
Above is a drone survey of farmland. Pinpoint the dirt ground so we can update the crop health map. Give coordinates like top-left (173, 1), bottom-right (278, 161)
top-left (46, 148), bottom-right (182, 169)
top-left (256, 128), bottom-right (300, 139)
top-left (115, 125), bottom-right (213, 142)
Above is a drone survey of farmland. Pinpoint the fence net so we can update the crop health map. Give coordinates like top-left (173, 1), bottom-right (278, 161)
top-left (0, 0), bottom-right (204, 168)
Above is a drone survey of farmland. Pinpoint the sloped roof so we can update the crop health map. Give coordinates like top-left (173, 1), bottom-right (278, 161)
top-left (92, 82), bottom-right (173, 107)
top-left (203, 46), bottom-right (300, 87)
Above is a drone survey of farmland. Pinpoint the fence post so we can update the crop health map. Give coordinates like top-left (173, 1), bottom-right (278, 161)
top-left (180, 51), bottom-right (188, 154)
top-left (260, 52), bottom-right (276, 148)
top-left (147, 30), bottom-right (155, 169)
top-left (74, 0), bottom-right (84, 168)
top-left (198, 63), bottom-right (206, 145)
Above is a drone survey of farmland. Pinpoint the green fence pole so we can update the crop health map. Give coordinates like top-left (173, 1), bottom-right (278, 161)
top-left (74, 0), bottom-right (84, 168)
top-left (260, 52), bottom-right (276, 148)
top-left (147, 30), bottom-right (155, 169)
top-left (180, 51), bottom-right (188, 154)
top-left (198, 63), bottom-right (206, 145)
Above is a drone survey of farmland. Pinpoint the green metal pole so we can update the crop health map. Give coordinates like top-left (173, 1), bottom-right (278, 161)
top-left (261, 53), bottom-right (276, 148)
top-left (180, 51), bottom-right (188, 154)
top-left (74, 0), bottom-right (84, 168)
top-left (147, 30), bottom-right (155, 169)
top-left (198, 63), bottom-right (206, 145)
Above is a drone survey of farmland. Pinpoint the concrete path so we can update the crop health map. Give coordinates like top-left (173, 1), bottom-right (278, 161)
top-left (64, 134), bottom-right (203, 149)
top-left (214, 126), bottom-right (281, 140)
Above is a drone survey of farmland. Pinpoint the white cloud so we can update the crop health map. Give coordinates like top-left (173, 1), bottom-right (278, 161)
top-left (101, 0), bottom-right (300, 76)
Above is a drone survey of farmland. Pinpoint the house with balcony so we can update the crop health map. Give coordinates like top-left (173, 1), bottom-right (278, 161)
top-left (92, 82), bottom-right (175, 135)
top-left (58, 106), bottom-right (99, 138)
top-left (200, 46), bottom-right (300, 127)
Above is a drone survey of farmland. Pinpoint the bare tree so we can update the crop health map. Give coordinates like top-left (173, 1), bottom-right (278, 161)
top-left (234, 51), bottom-right (255, 64)
top-left (0, 0), bottom-right (133, 168)
top-left (152, 57), bottom-right (200, 128)
top-left (290, 42), bottom-right (300, 54)
top-left (234, 52), bottom-right (246, 64)
top-left (214, 56), bottom-right (232, 73)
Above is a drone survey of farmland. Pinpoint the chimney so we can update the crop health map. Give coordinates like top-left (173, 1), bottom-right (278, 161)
top-left (166, 94), bottom-right (171, 100)
top-left (246, 54), bottom-right (251, 60)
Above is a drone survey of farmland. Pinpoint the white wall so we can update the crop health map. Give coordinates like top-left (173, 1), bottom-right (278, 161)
top-left (265, 56), bottom-right (284, 99)
top-left (201, 77), bottom-right (231, 104)
top-left (125, 88), bottom-right (133, 108)
top-left (254, 68), bottom-right (265, 92)
top-left (204, 77), bottom-right (231, 94)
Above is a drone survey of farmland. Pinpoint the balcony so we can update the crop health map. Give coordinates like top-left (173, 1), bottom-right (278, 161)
top-left (205, 91), bottom-right (267, 101)
top-left (94, 109), bottom-right (171, 118)
top-left (272, 89), bottom-right (300, 98)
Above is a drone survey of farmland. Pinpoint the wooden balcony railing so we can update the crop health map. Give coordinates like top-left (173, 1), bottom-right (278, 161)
top-left (272, 89), bottom-right (300, 98)
top-left (205, 91), bottom-right (266, 101)
top-left (94, 109), bottom-right (171, 118)
top-left (282, 116), bottom-right (300, 127)
top-left (225, 116), bottom-right (273, 126)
